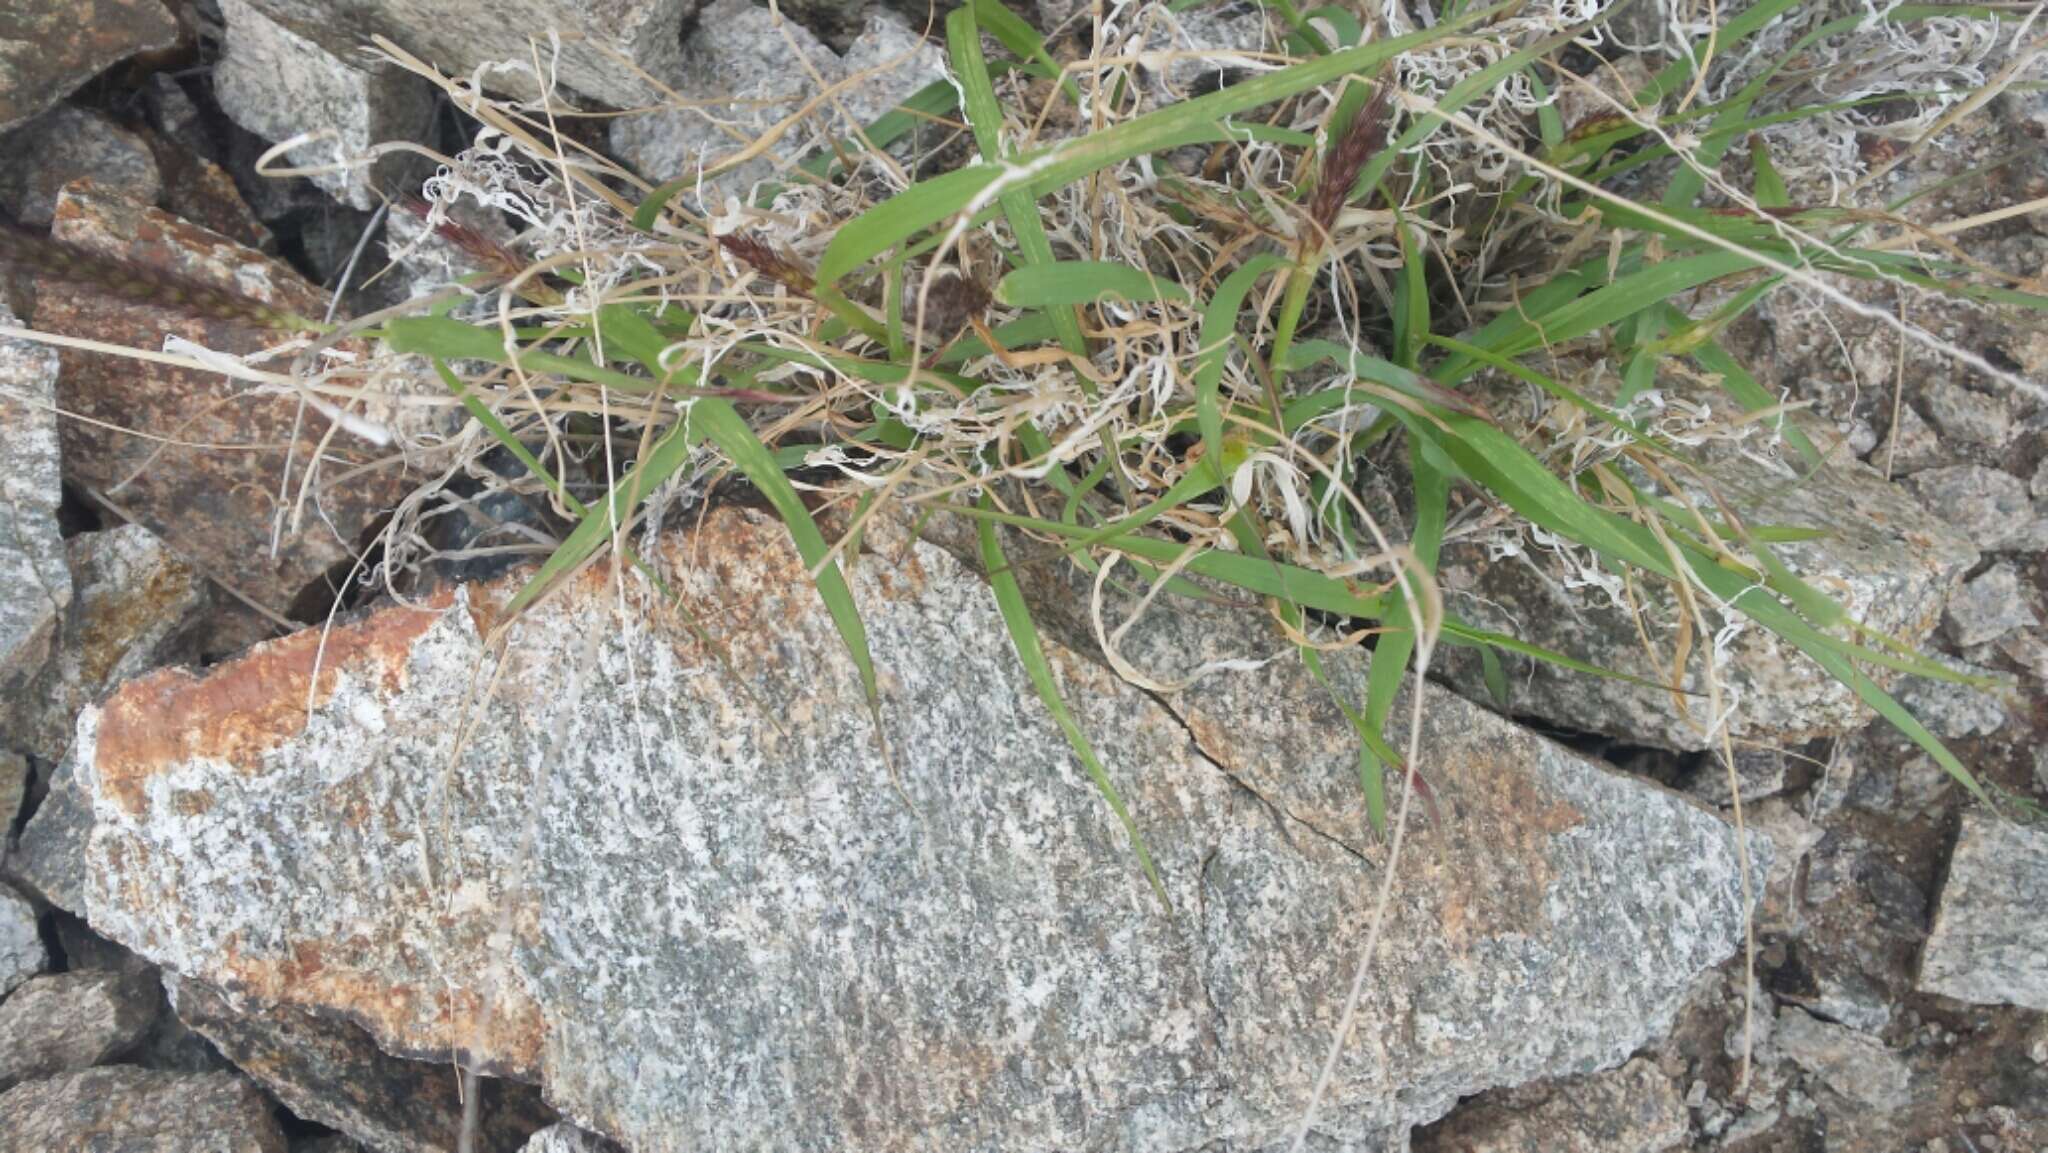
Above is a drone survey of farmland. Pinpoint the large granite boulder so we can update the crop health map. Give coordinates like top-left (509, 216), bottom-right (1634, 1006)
top-left (74, 506), bottom-right (1759, 1150)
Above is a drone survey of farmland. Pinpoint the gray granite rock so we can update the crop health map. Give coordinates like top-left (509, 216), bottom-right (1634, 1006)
top-left (608, 0), bottom-right (840, 193)
top-left (1685, 747), bottom-right (1792, 807)
top-left (0, 105), bottom-right (162, 226)
top-left (1945, 563), bottom-right (2039, 647)
top-left (8, 758), bottom-right (88, 913)
top-left (1435, 384), bottom-right (1977, 750)
top-left (0, 1064), bottom-right (287, 1152)
top-left (1905, 465), bottom-right (2045, 553)
top-left (0, 882), bottom-right (43, 997)
top-left (1892, 662), bottom-right (2008, 739)
top-left (231, 0), bottom-right (697, 109)
top-left (1921, 381), bottom-right (2014, 449)
top-left (1919, 813), bottom-right (2048, 1011)
top-left (3, 525), bottom-right (209, 767)
top-left (214, 0), bottom-right (434, 211)
top-left (0, 301), bottom-right (70, 746)
top-left (1411, 1057), bottom-right (1687, 1153)
top-left (168, 974), bottom-right (554, 1153)
top-left (1874, 402), bottom-right (1946, 473)
top-left (0, 0), bottom-right (180, 133)
top-left (519, 1123), bottom-right (624, 1153)
top-left (1773, 1005), bottom-right (1911, 1111)
top-left (0, 968), bottom-right (160, 1089)
top-left (75, 506), bottom-right (1759, 1153)
top-left (609, 1), bottom-right (941, 196)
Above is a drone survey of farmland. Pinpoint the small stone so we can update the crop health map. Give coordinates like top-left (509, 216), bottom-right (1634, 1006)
top-left (1873, 403), bottom-right (1945, 473)
top-left (1893, 663), bottom-right (2008, 739)
top-left (609, 0), bottom-right (840, 194)
top-left (7, 758), bottom-right (88, 913)
top-left (2032, 456), bottom-right (2048, 500)
top-left (228, 0), bottom-right (695, 109)
top-left (0, 750), bottom-right (26, 842)
top-left (2, 524), bottom-right (210, 764)
top-left (0, 882), bottom-right (44, 997)
top-left (1687, 747), bottom-right (1791, 806)
top-left (1771, 947), bottom-right (1893, 1034)
top-left (0, 1064), bottom-right (287, 1152)
top-left (1922, 382), bottom-right (2014, 449)
top-left (1745, 798), bottom-right (1821, 934)
top-left (168, 973), bottom-right (554, 1153)
top-left (0, 968), bottom-right (160, 1089)
top-left (0, 105), bottom-right (162, 226)
top-left (519, 1123), bottom-right (625, 1153)
top-left (835, 13), bottom-right (949, 129)
top-left (34, 185), bottom-right (412, 618)
top-left (1905, 466), bottom-right (2042, 553)
top-left (2034, 746), bottom-right (2048, 796)
top-left (1919, 812), bottom-right (2048, 1011)
top-left (0, 300), bottom-right (69, 731)
top-left (1411, 1058), bottom-right (1689, 1153)
top-left (0, 0), bottom-right (181, 133)
top-left (1945, 564), bottom-right (2039, 647)
top-left (1774, 1005), bottom-right (1913, 1110)
top-left (213, 0), bottom-right (433, 211)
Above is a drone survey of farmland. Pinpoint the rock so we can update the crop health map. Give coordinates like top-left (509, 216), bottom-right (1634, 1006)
top-left (1435, 392), bottom-right (1977, 749)
top-left (609, 0), bottom-right (841, 193)
top-left (1685, 747), bottom-right (1792, 807)
top-left (0, 1064), bottom-right (287, 1152)
top-left (2034, 456), bottom-right (2048, 500)
top-left (168, 974), bottom-right (555, 1153)
top-left (1873, 403), bottom-right (1945, 473)
top-left (609, 2), bottom-right (943, 195)
top-left (8, 758), bottom-right (88, 912)
top-left (518, 1122), bottom-right (623, 1153)
top-left (1921, 381), bottom-right (2013, 449)
top-left (835, 13), bottom-right (949, 129)
top-left (1132, 0), bottom-right (1273, 101)
top-left (1773, 1005), bottom-right (1913, 1111)
top-left (0, 750), bottom-right (25, 841)
top-left (2035, 745), bottom-right (2048, 795)
top-left (1892, 662), bottom-right (2007, 740)
top-left (0, 968), bottom-right (160, 1089)
top-left (4, 525), bottom-right (209, 765)
top-left (74, 506), bottom-right (1759, 1152)
top-left (1905, 466), bottom-right (2044, 553)
top-left (1769, 942), bottom-right (1893, 1034)
top-left (0, 106), bottom-right (163, 227)
top-left (1410, 1057), bottom-right (1688, 1153)
top-left (1944, 563), bottom-right (2039, 647)
top-left (0, 0), bottom-right (181, 133)
top-left (1918, 812), bottom-right (2048, 1011)
top-left (0, 882), bottom-right (44, 997)
top-left (213, 0), bottom-right (434, 211)
top-left (1744, 798), bottom-right (1821, 935)
top-left (33, 185), bottom-right (413, 619)
top-left (230, 0), bottom-right (696, 109)
top-left (0, 300), bottom-right (69, 740)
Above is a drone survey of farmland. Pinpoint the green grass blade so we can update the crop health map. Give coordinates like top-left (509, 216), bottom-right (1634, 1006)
top-left (996, 261), bottom-right (1192, 307)
top-left (977, 502), bottom-right (1169, 907)
top-left (818, 1), bottom-right (1512, 286)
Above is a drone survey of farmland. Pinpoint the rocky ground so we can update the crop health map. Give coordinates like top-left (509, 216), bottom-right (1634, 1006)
top-left (0, 1), bottom-right (2045, 1152)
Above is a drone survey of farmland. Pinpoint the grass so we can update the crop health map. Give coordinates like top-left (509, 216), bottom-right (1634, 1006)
top-left (356, 0), bottom-right (2035, 823)
top-left (5, 0), bottom-right (2043, 1133)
